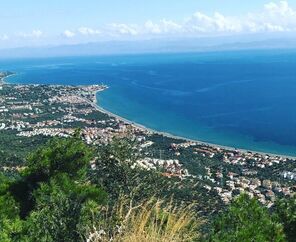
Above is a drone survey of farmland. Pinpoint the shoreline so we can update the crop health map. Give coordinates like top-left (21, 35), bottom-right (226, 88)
top-left (94, 90), bottom-right (296, 160)
top-left (3, 74), bottom-right (296, 160)
top-left (0, 73), bottom-right (17, 84)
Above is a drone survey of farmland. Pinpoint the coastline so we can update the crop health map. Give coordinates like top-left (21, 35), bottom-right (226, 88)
top-left (93, 90), bottom-right (296, 160)
top-left (3, 73), bottom-right (296, 160)
top-left (0, 73), bottom-right (17, 84)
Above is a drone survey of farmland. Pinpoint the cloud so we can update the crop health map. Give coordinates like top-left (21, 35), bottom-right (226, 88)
top-left (264, 1), bottom-right (296, 16)
top-left (160, 19), bottom-right (183, 33)
top-left (9, 0), bottom-right (296, 45)
top-left (144, 20), bottom-right (162, 34)
top-left (52, 1), bottom-right (296, 41)
top-left (185, 12), bottom-right (242, 33)
top-left (144, 19), bottom-right (183, 34)
top-left (0, 34), bottom-right (9, 41)
top-left (105, 1), bottom-right (296, 37)
top-left (180, 1), bottom-right (296, 35)
top-left (61, 27), bottom-right (101, 38)
top-left (63, 30), bottom-right (76, 38)
top-left (245, 1), bottom-right (296, 32)
top-left (17, 30), bottom-right (43, 38)
top-left (32, 30), bottom-right (43, 38)
top-left (109, 23), bottom-right (138, 36)
top-left (78, 27), bottom-right (101, 35)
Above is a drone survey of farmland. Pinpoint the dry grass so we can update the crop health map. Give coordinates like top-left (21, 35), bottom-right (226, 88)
top-left (86, 197), bottom-right (202, 242)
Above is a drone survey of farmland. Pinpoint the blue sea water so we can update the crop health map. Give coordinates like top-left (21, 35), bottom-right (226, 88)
top-left (2, 50), bottom-right (296, 156)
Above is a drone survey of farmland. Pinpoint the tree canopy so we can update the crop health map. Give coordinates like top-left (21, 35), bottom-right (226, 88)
top-left (0, 135), bottom-right (294, 241)
top-left (0, 136), bottom-right (107, 241)
top-left (209, 194), bottom-right (286, 242)
top-left (275, 195), bottom-right (296, 242)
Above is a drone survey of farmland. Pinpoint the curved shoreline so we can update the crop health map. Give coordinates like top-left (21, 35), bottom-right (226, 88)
top-left (3, 73), bottom-right (296, 159)
top-left (94, 90), bottom-right (296, 159)
top-left (0, 73), bottom-right (17, 84)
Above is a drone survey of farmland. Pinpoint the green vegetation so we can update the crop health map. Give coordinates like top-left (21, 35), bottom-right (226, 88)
top-left (0, 135), bottom-right (296, 241)
top-left (209, 194), bottom-right (286, 241)
top-left (0, 130), bottom-right (48, 167)
top-left (0, 135), bottom-right (108, 241)
top-left (89, 198), bottom-right (201, 242)
top-left (275, 196), bottom-right (296, 242)
top-left (0, 135), bottom-right (202, 241)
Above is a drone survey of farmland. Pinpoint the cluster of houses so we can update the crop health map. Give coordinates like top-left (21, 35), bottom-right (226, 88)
top-left (170, 140), bottom-right (296, 205)
top-left (135, 157), bottom-right (190, 178)
top-left (203, 166), bottom-right (294, 206)
top-left (1, 83), bottom-right (296, 206)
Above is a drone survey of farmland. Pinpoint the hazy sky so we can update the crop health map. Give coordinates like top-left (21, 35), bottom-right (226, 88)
top-left (1, 0), bottom-right (296, 48)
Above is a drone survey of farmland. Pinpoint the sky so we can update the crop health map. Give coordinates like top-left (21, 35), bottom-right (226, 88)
top-left (1, 0), bottom-right (296, 49)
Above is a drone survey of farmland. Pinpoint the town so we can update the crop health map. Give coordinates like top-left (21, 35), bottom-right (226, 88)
top-left (1, 71), bottom-right (296, 210)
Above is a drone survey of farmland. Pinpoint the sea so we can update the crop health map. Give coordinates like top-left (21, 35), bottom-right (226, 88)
top-left (2, 49), bottom-right (296, 156)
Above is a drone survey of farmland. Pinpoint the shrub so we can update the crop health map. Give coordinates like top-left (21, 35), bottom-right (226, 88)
top-left (86, 197), bottom-right (202, 242)
top-left (275, 196), bottom-right (296, 242)
top-left (209, 194), bottom-right (286, 242)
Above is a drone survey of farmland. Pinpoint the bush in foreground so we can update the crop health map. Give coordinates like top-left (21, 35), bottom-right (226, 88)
top-left (86, 198), bottom-right (201, 242)
top-left (0, 137), bottom-right (107, 241)
top-left (1, 135), bottom-right (294, 241)
top-left (209, 194), bottom-right (286, 242)
top-left (0, 136), bottom-right (202, 241)
top-left (275, 195), bottom-right (296, 242)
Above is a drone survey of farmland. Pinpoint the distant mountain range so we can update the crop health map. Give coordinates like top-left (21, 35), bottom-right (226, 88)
top-left (1, 34), bottom-right (296, 58)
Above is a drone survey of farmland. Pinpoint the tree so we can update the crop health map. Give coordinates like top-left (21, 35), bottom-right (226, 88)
top-left (0, 135), bottom-right (107, 241)
top-left (25, 136), bottom-right (93, 180)
top-left (9, 136), bottom-right (94, 218)
top-left (275, 196), bottom-right (296, 242)
top-left (24, 174), bottom-right (107, 242)
top-left (93, 137), bottom-right (180, 203)
top-left (0, 174), bottom-right (23, 242)
top-left (209, 194), bottom-right (286, 242)
top-left (94, 137), bottom-right (143, 197)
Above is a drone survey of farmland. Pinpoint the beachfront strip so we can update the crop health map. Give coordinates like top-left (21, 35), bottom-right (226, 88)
top-left (1, 71), bottom-right (296, 209)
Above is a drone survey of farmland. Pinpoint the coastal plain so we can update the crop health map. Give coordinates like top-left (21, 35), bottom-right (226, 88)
top-left (1, 71), bottom-right (296, 213)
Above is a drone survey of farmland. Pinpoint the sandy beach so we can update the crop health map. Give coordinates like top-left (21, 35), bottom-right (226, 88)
top-left (3, 75), bottom-right (296, 160)
top-left (0, 73), bottom-right (16, 84)
top-left (92, 90), bottom-right (296, 160)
